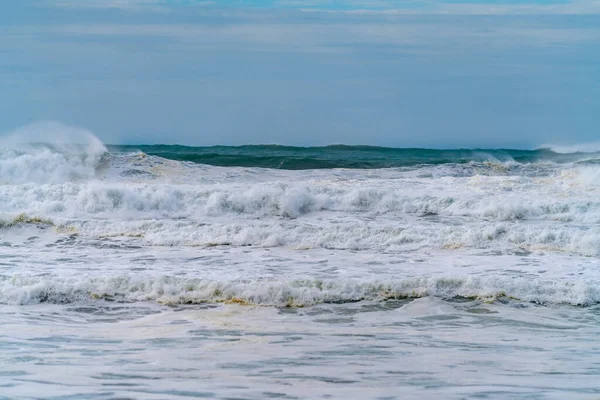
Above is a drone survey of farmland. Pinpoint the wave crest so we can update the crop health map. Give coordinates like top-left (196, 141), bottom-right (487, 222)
top-left (1, 275), bottom-right (597, 307)
top-left (542, 142), bottom-right (600, 154)
top-left (0, 122), bottom-right (107, 184)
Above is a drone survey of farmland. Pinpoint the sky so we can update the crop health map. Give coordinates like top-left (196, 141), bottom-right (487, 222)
top-left (0, 0), bottom-right (599, 147)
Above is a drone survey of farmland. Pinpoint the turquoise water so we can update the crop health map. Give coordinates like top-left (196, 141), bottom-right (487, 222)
top-left (108, 145), bottom-right (598, 169)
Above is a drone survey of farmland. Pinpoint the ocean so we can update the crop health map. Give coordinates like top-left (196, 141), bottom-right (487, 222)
top-left (1, 138), bottom-right (600, 399)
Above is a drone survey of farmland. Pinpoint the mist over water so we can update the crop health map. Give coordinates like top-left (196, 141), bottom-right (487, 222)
top-left (0, 122), bottom-right (107, 184)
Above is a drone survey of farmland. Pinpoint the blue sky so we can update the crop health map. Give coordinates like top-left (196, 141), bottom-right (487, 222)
top-left (0, 0), bottom-right (599, 147)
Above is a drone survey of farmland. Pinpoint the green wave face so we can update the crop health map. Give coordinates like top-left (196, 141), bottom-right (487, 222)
top-left (107, 145), bottom-right (599, 170)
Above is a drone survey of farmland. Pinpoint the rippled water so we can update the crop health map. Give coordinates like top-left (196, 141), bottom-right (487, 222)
top-left (2, 299), bottom-right (600, 399)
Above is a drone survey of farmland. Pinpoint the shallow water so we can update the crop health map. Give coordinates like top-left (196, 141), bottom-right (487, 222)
top-left (2, 300), bottom-right (600, 399)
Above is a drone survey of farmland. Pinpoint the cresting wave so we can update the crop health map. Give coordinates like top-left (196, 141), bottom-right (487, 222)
top-left (1, 180), bottom-right (599, 220)
top-left (543, 142), bottom-right (600, 154)
top-left (1, 275), bottom-right (598, 307)
top-left (0, 122), bottom-right (107, 184)
top-left (1, 123), bottom-right (600, 257)
top-left (3, 216), bottom-right (600, 256)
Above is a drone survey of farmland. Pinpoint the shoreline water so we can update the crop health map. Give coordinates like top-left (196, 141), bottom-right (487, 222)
top-left (1, 140), bottom-right (599, 398)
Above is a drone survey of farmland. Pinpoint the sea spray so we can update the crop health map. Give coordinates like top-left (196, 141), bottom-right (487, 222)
top-left (0, 121), bottom-right (107, 184)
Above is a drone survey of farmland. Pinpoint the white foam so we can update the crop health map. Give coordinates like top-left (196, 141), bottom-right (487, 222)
top-left (1, 274), bottom-right (598, 306)
top-left (0, 159), bottom-right (599, 255)
top-left (3, 124), bottom-right (600, 400)
top-left (544, 142), bottom-right (600, 154)
top-left (0, 172), bottom-right (599, 220)
top-left (0, 121), bottom-right (107, 184)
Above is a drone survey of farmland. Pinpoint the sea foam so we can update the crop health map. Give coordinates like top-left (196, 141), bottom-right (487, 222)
top-left (0, 122), bottom-right (107, 184)
top-left (2, 124), bottom-right (600, 310)
top-left (1, 275), bottom-right (598, 307)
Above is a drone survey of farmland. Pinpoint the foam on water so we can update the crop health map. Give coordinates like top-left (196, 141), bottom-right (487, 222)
top-left (1, 131), bottom-right (599, 258)
top-left (0, 122), bottom-right (107, 184)
top-left (3, 125), bottom-right (600, 398)
top-left (2, 176), bottom-right (600, 220)
top-left (1, 274), bottom-right (599, 307)
top-left (1, 158), bottom-right (600, 256)
top-left (544, 142), bottom-right (600, 154)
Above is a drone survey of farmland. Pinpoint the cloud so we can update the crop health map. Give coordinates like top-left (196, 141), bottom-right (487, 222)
top-left (35, 19), bottom-right (600, 54)
top-left (51, 0), bottom-right (166, 10)
top-left (46, 0), bottom-right (600, 14)
top-left (5, 0), bottom-right (599, 147)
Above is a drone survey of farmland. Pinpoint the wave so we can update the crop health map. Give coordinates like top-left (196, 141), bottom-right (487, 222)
top-left (3, 213), bottom-right (600, 256)
top-left (77, 221), bottom-right (600, 256)
top-left (0, 214), bottom-right (53, 229)
top-left (109, 144), bottom-right (600, 170)
top-left (1, 122), bottom-right (599, 177)
top-left (0, 122), bottom-right (107, 184)
top-left (1, 275), bottom-right (597, 307)
top-left (2, 178), bottom-right (600, 221)
top-left (543, 142), bottom-right (600, 154)
top-left (1, 123), bottom-right (598, 183)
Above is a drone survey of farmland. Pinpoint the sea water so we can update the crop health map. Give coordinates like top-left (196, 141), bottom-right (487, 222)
top-left (1, 130), bottom-right (600, 399)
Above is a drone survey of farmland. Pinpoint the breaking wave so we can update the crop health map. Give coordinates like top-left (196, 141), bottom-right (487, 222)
top-left (1, 176), bottom-right (600, 220)
top-left (543, 142), bottom-right (600, 154)
top-left (1, 275), bottom-right (598, 307)
top-left (0, 122), bottom-right (107, 184)
top-left (1, 136), bottom-right (600, 256)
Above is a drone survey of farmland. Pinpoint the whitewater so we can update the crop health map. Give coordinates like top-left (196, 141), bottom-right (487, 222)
top-left (1, 124), bottom-right (600, 399)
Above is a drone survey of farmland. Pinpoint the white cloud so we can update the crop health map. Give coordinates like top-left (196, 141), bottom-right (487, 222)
top-left (37, 20), bottom-right (600, 52)
top-left (47, 0), bottom-right (600, 15)
top-left (49, 0), bottom-right (215, 11)
top-left (52, 0), bottom-right (163, 9)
